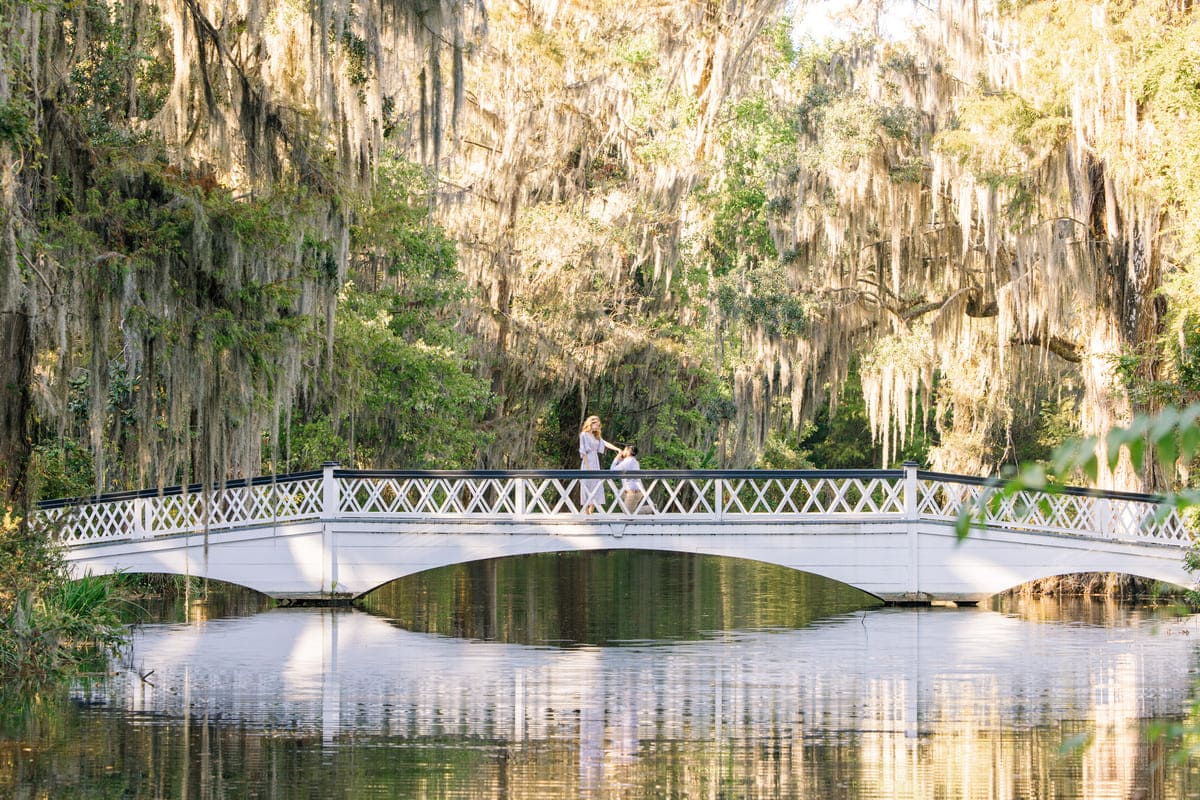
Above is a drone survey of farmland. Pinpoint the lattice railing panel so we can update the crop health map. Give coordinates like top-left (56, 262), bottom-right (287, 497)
top-left (651, 479), bottom-right (718, 515)
top-left (717, 477), bottom-right (904, 516)
top-left (340, 477), bottom-right (521, 516)
top-left (335, 475), bottom-right (906, 519)
top-left (917, 479), bottom-right (1191, 544)
top-left (38, 500), bottom-right (140, 545)
top-left (525, 478), bottom-right (580, 515)
top-left (39, 478), bottom-right (323, 542)
top-left (145, 479), bottom-right (323, 535)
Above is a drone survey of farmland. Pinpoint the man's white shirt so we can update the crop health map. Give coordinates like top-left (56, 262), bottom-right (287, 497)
top-left (610, 455), bottom-right (643, 492)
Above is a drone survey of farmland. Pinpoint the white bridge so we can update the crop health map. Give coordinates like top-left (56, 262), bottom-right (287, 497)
top-left (38, 463), bottom-right (1196, 603)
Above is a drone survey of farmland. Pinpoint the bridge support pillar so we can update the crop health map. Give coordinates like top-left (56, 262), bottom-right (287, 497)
top-left (132, 498), bottom-right (149, 540)
top-left (321, 461), bottom-right (341, 597)
top-left (902, 461), bottom-right (926, 602)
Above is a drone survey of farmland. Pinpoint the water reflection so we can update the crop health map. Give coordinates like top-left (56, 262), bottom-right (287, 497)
top-left (360, 551), bottom-right (881, 644)
top-left (4, 553), bottom-right (1200, 799)
top-left (32, 604), bottom-right (1198, 799)
top-left (104, 605), bottom-right (1200, 733)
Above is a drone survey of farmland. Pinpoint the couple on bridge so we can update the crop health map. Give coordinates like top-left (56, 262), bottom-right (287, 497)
top-left (579, 415), bottom-right (649, 515)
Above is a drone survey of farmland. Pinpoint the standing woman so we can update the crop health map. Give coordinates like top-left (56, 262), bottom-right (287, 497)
top-left (579, 415), bottom-right (620, 513)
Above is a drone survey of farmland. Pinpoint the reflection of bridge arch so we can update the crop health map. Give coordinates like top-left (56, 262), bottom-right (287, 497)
top-left (96, 606), bottom-right (1200, 741)
top-left (40, 464), bottom-right (1195, 603)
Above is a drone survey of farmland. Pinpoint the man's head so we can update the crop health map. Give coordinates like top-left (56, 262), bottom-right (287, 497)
top-left (624, 445), bottom-right (638, 457)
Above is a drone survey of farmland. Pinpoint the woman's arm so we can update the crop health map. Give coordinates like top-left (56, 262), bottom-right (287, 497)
top-left (603, 439), bottom-right (620, 452)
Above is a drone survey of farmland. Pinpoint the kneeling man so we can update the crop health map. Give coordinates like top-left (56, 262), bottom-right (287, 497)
top-left (611, 445), bottom-right (650, 514)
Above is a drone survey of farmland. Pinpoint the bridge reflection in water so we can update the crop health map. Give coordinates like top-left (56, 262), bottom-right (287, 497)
top-left (81, 605), bottom-right (1200, 798)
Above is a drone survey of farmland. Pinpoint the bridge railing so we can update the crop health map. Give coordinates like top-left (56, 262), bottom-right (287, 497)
top-left (916, 472), bottom-right (1193, 545)
top-left (35, 464), bottom-right (1194, 547)
top-left (36, 472), bottom-right (326, 545)
top-left (335, 469), bottom-right (907, 519)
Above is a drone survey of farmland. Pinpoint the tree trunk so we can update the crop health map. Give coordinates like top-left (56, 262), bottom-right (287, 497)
top-left (0, 310), bottom-right (32, 510)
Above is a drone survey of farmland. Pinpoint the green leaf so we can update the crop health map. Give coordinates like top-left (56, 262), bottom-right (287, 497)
top-left (1037, 496), bottom-right (1053, 519)
top-left (1178, 403), bottom-right (1200, 432)
top-left (1127, 436), bottom-right (1146, 472)
top-left (1081, 453), bottom-right (1099, 483)
top-left (1105, 428), bottom-right (1127, 471)
top-left (1180, 422), bottom-right (1200, 462)
top-left (954, 508), bottom-right (974, 540)
top-left (1157, 434), bottom-right (1179, 470)
top-left (1021, 463), bottom-right (1047, 491)
top-left (1150, 407), bottom-right (1180, 444)
top-left (1051, 439), bottom-right (1083, 476)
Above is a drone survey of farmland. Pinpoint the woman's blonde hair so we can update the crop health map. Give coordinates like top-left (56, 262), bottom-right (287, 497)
top-left (580, 415), bottom-right (601, 435)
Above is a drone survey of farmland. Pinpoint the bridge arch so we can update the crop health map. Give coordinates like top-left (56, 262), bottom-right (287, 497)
top-left (985, 569), bottom-right (1190, 598)
top-left (353, 547), bottom-right (888, 604)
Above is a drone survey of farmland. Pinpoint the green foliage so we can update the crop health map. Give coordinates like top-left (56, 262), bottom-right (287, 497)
top-left (628, 70), bottom-right (696, 164)
top-left (714, 266), bottom-right (809, 338)
top-left (274, 154), bottom-right (491, 470)
top-left (757, 430), bottom-right (815, 470)
top-left (797, 366), bottom-right (933, 469)
top-left (723, 95), bottom-right (800, 181)
top-left (351, 158), bottom-right (457, 302)
top-left (42, 574), bottom-right (128, 650)
top-left (935, 89), bottom-right (1069, 198)
top-left (1117, 275), bottom-right (1200, 410)
top-left (804, 93), bottom-right (883, 167)
top-left (888, 156), bottom-right (924, 183)
top-left (0, 98), bottom-right (34, 148)
top-left (533, 333), bottom-right (732, 470)
top-left (280, 419), bottom-right (354, 471)
top-left (1136, 18), bottom-right (1200, 258)
top-left (339, 28), bottom-right (370, 89)
top-left (275, 284), bottom-right (491, 471)
top-left (1009, 395), bottom-right (1083, 466)
top-left (64, 0), bottom-right (173, 144)
top-left (0, 515), bottom-right (128, 693)
top-left (695, 91), bottom-right (798, 293)
top-left (801, 406), bottom-right (877, 470)
top-left (28, 438), bottom-right (96, 502)
top-left (615, 31), bottom-right (657, 71)
top-left (35, 146), bottom-right (349, 488)
top-left (1176, 314), bottom-right (1200, 392)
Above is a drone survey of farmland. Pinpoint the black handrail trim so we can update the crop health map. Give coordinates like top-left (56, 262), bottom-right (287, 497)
top-left (35, 470), bottom-right (326, 510)
top-left (35, 467), bottom-right (1173, 509)
top-left (332, 468), bottom-right (905, 480)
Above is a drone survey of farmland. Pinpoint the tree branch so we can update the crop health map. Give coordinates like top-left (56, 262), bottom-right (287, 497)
top-left (1010, 334), bottom-right (1082, 363)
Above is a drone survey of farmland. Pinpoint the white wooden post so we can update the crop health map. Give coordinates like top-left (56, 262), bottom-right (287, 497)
top-left (133, 498), bottom-right (148, 540)
top-left (903, 462), bottom-right (920, 596)
top-left (321, 462), bottom-right (340, 519)
top-left (1095, 497), bottom-right (1112, 539)
top-left (321, 461), bottom-right (339, 595)
top-left (515, 476), bottom-right (527, 519)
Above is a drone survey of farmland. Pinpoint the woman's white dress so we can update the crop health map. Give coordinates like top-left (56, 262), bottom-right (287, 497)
top-left (579, 433), bottom-right (610, 509)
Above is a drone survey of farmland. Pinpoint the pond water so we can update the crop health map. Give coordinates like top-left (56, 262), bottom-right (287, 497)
top-left (4, 551), bottom-right (1200, 798)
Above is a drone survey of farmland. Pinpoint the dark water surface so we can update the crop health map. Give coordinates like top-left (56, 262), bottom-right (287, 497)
top-left (4, 552), bottom-right (1200, 798)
